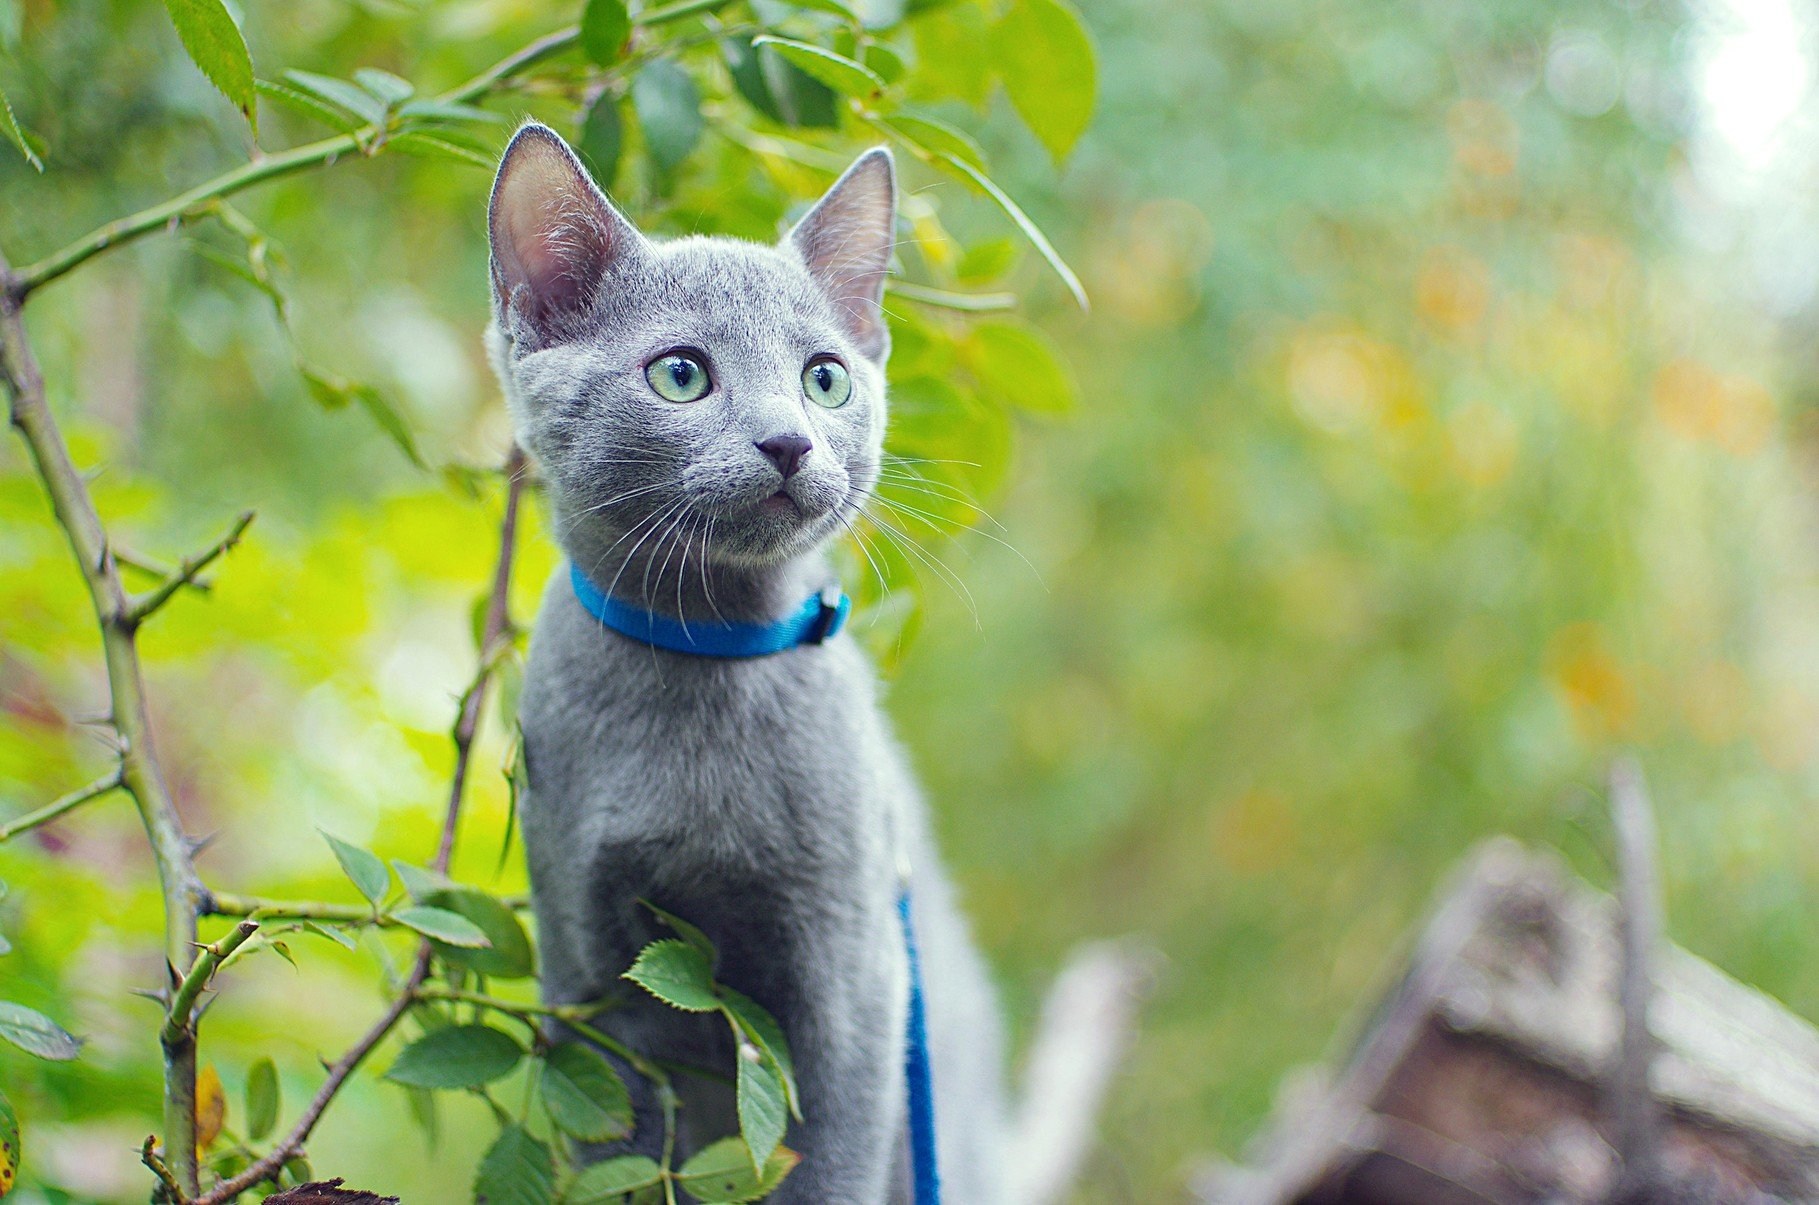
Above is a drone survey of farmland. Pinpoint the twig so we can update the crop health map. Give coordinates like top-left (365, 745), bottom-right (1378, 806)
top-left (192, 947), bottom-right (433, 1205)
top-left (434, 445), bottom-right (526, 875)
top-left (413, 984), bottom-right (615, 1024)
top-left (142, 1135), bottom-right (185, 1202)
top-left (8, 0), bottom-right (735, 298)
top-left (115, 546), bottom-right (213, 593)
top-left (1607, 756), bottom-right (1665, 1203)
top-left (164, 920), bottom-right (261, 1044)
top-left (125, 511), bottom-right (255, 626)
top-left (204, 893), bottom-right (376, 923)
top-left (0, 768), bottom-right (124, 842)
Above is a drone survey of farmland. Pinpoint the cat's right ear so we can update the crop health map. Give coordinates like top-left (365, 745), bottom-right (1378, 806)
top-left (488, 122), bottom-right (642, 341)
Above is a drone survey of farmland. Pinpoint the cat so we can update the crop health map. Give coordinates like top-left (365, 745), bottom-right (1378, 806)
top-left (486, 121), bottom-right (1009, 1204)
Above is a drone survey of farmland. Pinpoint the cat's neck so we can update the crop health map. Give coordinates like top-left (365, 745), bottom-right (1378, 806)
top-left (562, 523), bottom-right (831, 626)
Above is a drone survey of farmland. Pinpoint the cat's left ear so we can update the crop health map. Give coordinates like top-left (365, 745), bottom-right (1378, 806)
top-left (788, 147), bottom-right (897, 361)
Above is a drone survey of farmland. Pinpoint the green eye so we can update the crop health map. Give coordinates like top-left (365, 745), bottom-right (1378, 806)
top-left (802, 357), bottom-right (852, 408)
top-left (646, 353), bottom-right (711, 403)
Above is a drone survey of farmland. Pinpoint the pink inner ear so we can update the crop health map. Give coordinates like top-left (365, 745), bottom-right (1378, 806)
top-left (791, 153), bottom-right (896, 358)
top-left (491, 133), bottom-right (618, 327)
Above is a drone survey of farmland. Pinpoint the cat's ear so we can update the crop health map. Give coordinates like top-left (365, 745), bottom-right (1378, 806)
top-left (488, 122), bottom-right (642, 341)
top-left (788, 147), bottom-right (896, 361)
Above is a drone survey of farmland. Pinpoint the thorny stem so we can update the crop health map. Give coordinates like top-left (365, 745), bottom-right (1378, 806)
top-left (125, 511), bottom-right (255, 626)
top-left (8, 0), bottom-right (736, 298)
top-left (436, 443), bottom-right (526, 874)
top-left (0, 248), bottom-right (209, 1192)
top-left (163, 920), bottom-right (261, 1046)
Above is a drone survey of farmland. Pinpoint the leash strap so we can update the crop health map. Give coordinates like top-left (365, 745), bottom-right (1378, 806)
top-left (898, 887), bottom-right (942, 1204)
top-left (569, 563), bottom-right (849, 657)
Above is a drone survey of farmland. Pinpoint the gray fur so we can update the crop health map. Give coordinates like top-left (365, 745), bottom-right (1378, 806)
top-left (486, 122), bottom-right (1008, 1203)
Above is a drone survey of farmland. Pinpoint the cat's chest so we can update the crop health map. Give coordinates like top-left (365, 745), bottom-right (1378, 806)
top-left (521, 588), bottom-right (896, 866)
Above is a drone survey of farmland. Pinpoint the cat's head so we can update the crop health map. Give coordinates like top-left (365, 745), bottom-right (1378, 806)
top-left (485, 122), bottom-right (895, 578)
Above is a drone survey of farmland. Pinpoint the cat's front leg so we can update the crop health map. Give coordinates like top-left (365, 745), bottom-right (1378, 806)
top-left (768, 924), bottom-right (907, 1204)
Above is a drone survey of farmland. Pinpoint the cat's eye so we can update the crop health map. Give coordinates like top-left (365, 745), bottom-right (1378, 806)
top-left (646, 352), bottom-right (712, 403)
top-left (802, 357), bottom-right (852, 409)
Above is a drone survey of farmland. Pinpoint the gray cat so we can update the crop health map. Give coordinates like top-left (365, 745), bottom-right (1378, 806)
top-left (486, 122), bottom-right (1009, 1203)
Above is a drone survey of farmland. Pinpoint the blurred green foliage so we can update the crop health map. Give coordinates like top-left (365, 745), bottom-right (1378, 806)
top-left (5, 0), bottom-right (1819, 1200)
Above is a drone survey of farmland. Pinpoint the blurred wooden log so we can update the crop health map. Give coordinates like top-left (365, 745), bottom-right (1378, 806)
top-left (1195, 838), bottom-right (1819, 1205)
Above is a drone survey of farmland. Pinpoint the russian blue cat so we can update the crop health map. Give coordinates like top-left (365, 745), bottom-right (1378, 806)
top-left (486, 122), bottom-right (1008, 1203)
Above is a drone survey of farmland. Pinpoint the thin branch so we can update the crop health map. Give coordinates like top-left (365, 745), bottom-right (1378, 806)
top-left (10, 0), bottom-right (736, 297)
top-left (413, 984), bottom-right (615, 1025)
top-left (1607, 756), bottom-right (1665, 1203)
top-left (163, 920), bottom-right (261, 1045)
top-left (192, 947), bottom-right (433, 1205)
top-left (0, 769), bottom-right (124, 842)
top-left (125, 511), bottom-right (254, 626)
top-left (204, 893), bottom-right (375, 923)
top-left (141, 1135), bottom-right (185, 1202)
top-left (115, 546), bottom-right (214, 593)
top-left (434, 445), bottom-right (526, 875)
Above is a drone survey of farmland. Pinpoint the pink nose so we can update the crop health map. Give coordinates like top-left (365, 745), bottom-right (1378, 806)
top-left (756, 435), bottom-right (811, 479)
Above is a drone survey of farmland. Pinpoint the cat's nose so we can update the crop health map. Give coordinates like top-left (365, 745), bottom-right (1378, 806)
top-left (756, 434), bottom-right (812, 480)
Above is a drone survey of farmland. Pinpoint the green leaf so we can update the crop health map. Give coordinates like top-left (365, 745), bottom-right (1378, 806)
top-left (578, 93), bottom-right (624, 192)
top-left (675, 1138), bottom-right (798, 1203)
top-left (163, 0), bottom-right (257, 133)
top-left (244, 1057), bottom-right (279, 1142)
top-left (639, 899), bottom-right (715, 958)
top-left (320, 831), bottom-right (390, 908)
top-left (392, 130), bottom-right (496, 171)
top-left (351, 384), bottom-right (425, 468)
top-left (417, 887), bottom-right (533, 978)
top-left (256, 79), bottom-right (360, 133)
top-left (966, 321), bottom-right (1078, 414)
top-left (283, 69), bottom-right (386, 125)
top-left (0, 1088), bottom-right (19, 1198)
top-left (622, 939), bottom-right (718, 1011)
top-left (581, 0), bottom-right (632, 66)
top-left (862, 42), bottom-right (906, 84)
top-left (751, 36), bottom-right (885, 99)
top-left (736, 1051), bottom-right (788, 1171)
top-left (392, 860), bottom-right (450, 902)
top-left (353, 67), bottom-right (413, 106)
top-left (0, 1002), bottom-right (80, 1061)
top-left (405, 1084), bottom-right (439, 1150)
top-left (564, 1156), bottom-right (663, 1203)
top-left (384, 1024), bottom-right (522, 1089)
top-left (0, 87), bottom-right (42, 171)
top-left (725, 39), bottom-right (838, 130)
top-left (876, 110), bottom-right (983, 168)
top-left (474, 1124), bottom-right (555, 1205)
top-left (397, 99), bottom-right (506, 125)
top-left (718, 987), bottom-right (799, 1118)
top-left (932, 152), bottom-right (1088, 310)
top-left (955, 237), bottom-right (1016, 282)
top-left (391, 905), bottom-right (491, 948)
top-left (500, 726), bottom-right (527, 877)
top-left (632, 61), bottom-right (702, 174)
top-left (302, 921), bottom-right (358, 950)
top-left (992, 0), bottom-right (1095, 161)
top-left (539, 1043), bottom-right (632, 1142)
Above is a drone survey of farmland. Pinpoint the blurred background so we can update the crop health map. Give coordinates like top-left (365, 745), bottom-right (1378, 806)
top-left (4, 0), bottom-right (1819, 1199)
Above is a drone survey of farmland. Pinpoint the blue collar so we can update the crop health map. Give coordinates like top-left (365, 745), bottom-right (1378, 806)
top-left (568, 563), bottom-right (850, 657)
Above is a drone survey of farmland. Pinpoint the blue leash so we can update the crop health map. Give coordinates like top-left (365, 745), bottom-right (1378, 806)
top-left (897, 886), bottom-right (942, 1204)
top-left (569, 564), bottom-right (940, 1202)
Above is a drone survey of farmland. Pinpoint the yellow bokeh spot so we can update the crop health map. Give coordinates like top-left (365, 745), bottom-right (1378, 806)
top-left (1416, 246), bottom-right (1491, 337)
top-left (1547, 622), bottom-right (1634, 739)
top-left (1086, 198), bottom-right (1213, 328)
top-left (1447, 401), bottom-right (1518, 487)
top-left (1652, 358), bottom-right (1779, 456)
top-left (1682, 658), bottom-right (1750, 745)
top-left (1758, 683), bottom-right (1819, 772)
top-left (1212, 789), bottom-right (1297, 876)
top-left (1447, 99), bottom-right (1518, 178)
top-left (1286, 323), bottom-right (1416, 435)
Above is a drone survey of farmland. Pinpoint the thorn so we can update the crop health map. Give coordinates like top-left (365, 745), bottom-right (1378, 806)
top-left (188, 830), bottom-right (220, 858)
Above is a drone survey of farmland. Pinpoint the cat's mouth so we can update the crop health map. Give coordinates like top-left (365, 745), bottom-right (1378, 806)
top-left (759, 490), bottom-right (800, 515)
